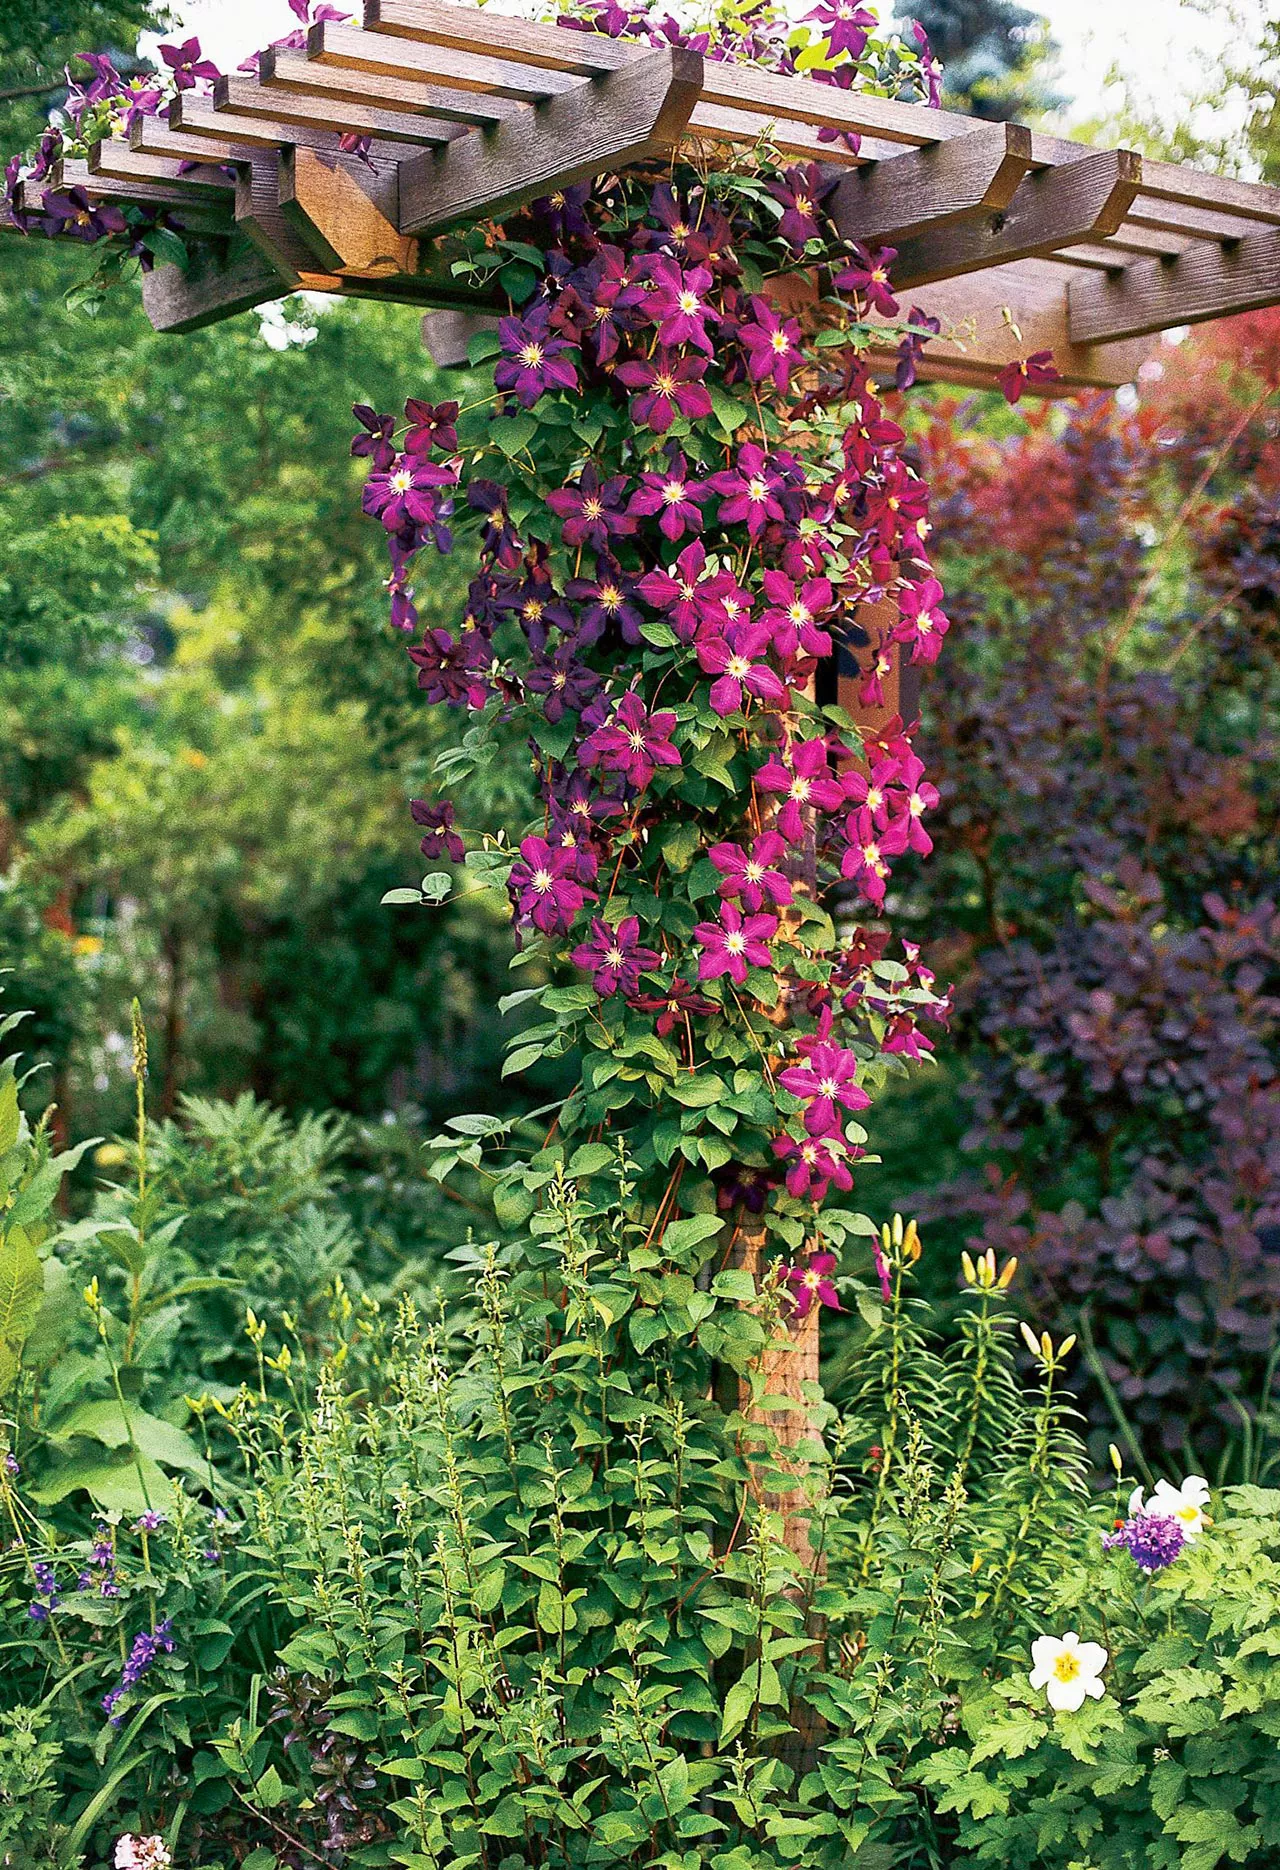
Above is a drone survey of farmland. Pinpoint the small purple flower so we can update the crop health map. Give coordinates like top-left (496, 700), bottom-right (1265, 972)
top-left (103, 1618), bottom-right (175, 1724)
top-left (738, 296), bottom-right (802, 391)
top-left (570, 915), bottom-right (662, 998)
top-left (508, 836), bottom-right (594, 935)
top-left (708, 834), bottom-right (793, 913)
top-left (351, 404), bottom-right (397, 472)
top-left (998, 351), bottom-right (1061, 405)
top-left (693, 904), bottom-right (777, 985)
top-left (614, 349), bottom-right (713, 434)
top-left (41, 186), bottom-right (127, 243)
top-left (494, 304), bottom-right (579, 408)
top-left (403, 397), bottom-right (459, 455)
top-left (768, 164), bottom-right (832, 251)
top-left (706, 443), bottom-right (786, 538)
top-left (546, 465), bottom-right (636, 553)
top-left (697, 621), bottom-right (788, 718)
top-left (3, 1452), bottom-right (18, 1476)
top-left (525, 641), bottom-right (603, 722)
top-left (644, 259), bottom-right (720, 356)
top-left (565, 555), bottom-right (644, 645)
top-left (406, 628), bottom-right (491, 709)
top-left (755, 738), bottom-right (845, 842)
top-left (410, 799), bottom-right (465, 862)
top-left (159, 36), bottom-right (221, 90)
top-left (629, 976), bottom-right (717, 1035)
top-left (134, 1511), bottom-right (165, 1532)
top-left (580, 692), bottom-right (681, 791)
top-left (835, 245), bottom-right (899, 317)
top-left (784, 1250), bottom-right (842, 1318)
top-left (361, 453), bottom-right (456, 537)
top-left (1103, 1512), bottom-right (1187, 1573)
top-left (804, 0), bottom-right (875, 59)
top-left (627, 451), bottom-right (711, 543)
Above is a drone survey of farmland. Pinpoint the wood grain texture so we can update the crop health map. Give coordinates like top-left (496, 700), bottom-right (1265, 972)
top-left (309, 19), bottom-right (580, 99)
top-left (364, 0), bottom-right (643, 74)
top-left (34, 158), bottom-right (232, 233)
top-left (140, 235), bottom-right (286, 332)
top-left (233, 149), bottom-right (341, 285)
top-left (831, 121), bottom-right (1033, 247)
top-left (88, 140), bottom-right (233, 196)
top-left (397, 46), bottom-right (703, 236)
top-left (891, 148), bottom-right (1143, 289)
top-left (197, 76), bottom-right (453, 148)
top-left (1069, 226), bottom-right (1280, 343)
top-left (265, 41), bottom-right (517, 126)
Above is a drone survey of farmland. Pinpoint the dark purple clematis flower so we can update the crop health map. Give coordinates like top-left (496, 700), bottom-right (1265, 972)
top-left (714, 1164), bottom-right (778, 1213)
top-left (547, 767), bottom-right (626, 835)
top-left (547, 464), bottom-right (636, 552)
top-left (738, 295), bottom-right (803, 390)
top-left (410, 798), bottom-right (465, 862)
top-left (526, 641), bottom-right (603, 722)
top-left (635, 539), bottom-right (717, 639)
top-left (404, 397), bottom-right (459, 454)
top-left (627, 451), bottom-right (711, 542)
top-left (571, 915), bottom-right (663, 997)
top-left (804, 0), bottom-right (874, 58)
top-left (707, 443), bottom-right (787, 538)
top-left (630, 974), bottom-right (717, 1035)
top-left (41, 186), bottom-right (126, 242)
top-left (998, 350), bottom-right (1061, 404)
top-left (894, 306), bottom-right (942, 390)
top-left (693, 903), bottom-right (777, 985)
top-left (912, 21), bottom-right (945, 107)
top-left (708, 833), bottom-right (793, 912)
top-left (508, 835), bottom-right (594, 934)
top-left (835, 245), bottom-right (899, 317)
top-left (406, 628), bottom-right (491, 709)
top-left (784, 1250), bottom-right (842, 1316)
top-left (768, 164), bottom-right (832, 251)
top-left (495, 303), bottom-right (579, 408)
top-left (530, 180), bottom-right (593, 245)
top-left (755, 738), bottom-right (845, 842)
top-left (159, 36), bottom-right (220, 90)
top-left (568, 245), bottom-right (647, 362)
top-left (614, 348), bottom-right (714, 434)
top-left (580, 691), bottom-right (681, 790)
top-left (362, 453), bottom-right (456, 537)
top-left (351, 404), bottom-right (397, 471)
top-left (644, 258), bottom-right (720, 356)
top-left (697, 621), bottom-right (788, 717)
top-left (467, 480), bottom-right (523, 569)
top-left (566, 555), bottom-right (645, 645)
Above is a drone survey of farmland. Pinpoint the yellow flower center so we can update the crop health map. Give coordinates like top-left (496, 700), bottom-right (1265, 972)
top-left (390, 469), bottom-right (413, 493)
top-left (1052, 1652), bottom-right (1081, 1684)
top-left (747, 477), bottom-right (769, 502)
top-left (770, 330), bottom-right (791, 354)
top-left (600, 585), bottom-right (621, 610)
top-left (627, 730), bottom-right (647, 752)
top-left (745, 862), bottom-right (765, 883)
top-left (605, 947), bottom-right (625, 968)
top-left (583, 497), bottom-right (604, 520)
top-left (518, 342), bottom-right (544, 367)
top-left (790, 777), bottom-right (811, 802)
top-left (725, 931), bottom-right (746, 954)
top-left (662, 480), bottom-right (686, 505)
top-left (677, 290), bottom-right (702, 315)
top-left (727, 655), bottom-right (752, 679)
top-left (531, 869), bottom-right (553, 892)
top-left (655, 373), bottom-right (677, 395)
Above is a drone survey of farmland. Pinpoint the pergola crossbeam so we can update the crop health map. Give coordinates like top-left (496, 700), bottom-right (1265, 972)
top-left (397, 45), bottom-right (703, 236)
top-left (1069, 226), bottom-right (1280, 343)
top-left (830, 122), bottom-right (1033, 247)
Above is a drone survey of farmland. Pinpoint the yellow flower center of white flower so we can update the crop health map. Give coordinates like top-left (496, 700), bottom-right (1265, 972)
top-left (1052, 1652), bottom-right (1082, 1684)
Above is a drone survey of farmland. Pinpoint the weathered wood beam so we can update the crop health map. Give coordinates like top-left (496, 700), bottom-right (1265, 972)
top-left (87, 140), bottom-right (233, 198)
top-left (184, 77), bottom-right (453, 149)
top-left (309, 20), bottom-right (579, 100)
top-left (264, 41), bottom-right (517, 127)
top-left (686, 99), bottom-right (886, 166)
top-left (363, 0), bottom-right (642, 74)
top-left (131, 109), bottom-right (406, 168)
top-left (889, 149), bottom-right (1142, 289)
top-left (830, 121), bottom-right (1032, 247)
top-left (29, 159), bottom-right (232, 233)
top-left (398, 46), bottom-right (702, 236)
top-left (140, 234), bottom-right (287, 332)
top-left (1068, 227), bottom-right (1280, 343)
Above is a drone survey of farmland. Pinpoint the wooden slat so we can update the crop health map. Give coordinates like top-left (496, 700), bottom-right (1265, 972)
top-left (309, 19), bottom-right (580, 100)
top-left (686, 99), bottom-right (899, 165)
top-left (831, 122), bottom-right (1032, 246)
top-left (1069, 227), bottom-right (1280, 343)
top-left (191, 77), bottom-right (456, 149)
top-left (890, 148), bottom-right (1142, 289)
top-left (264, 41), bottom-right (518, 126)
top-left (364, 0), bottom-right (642, 74)
top-left (142, 234), bottom-right (286, 332)
top-left (398, 45), bottom-right (702, 235)
top-left (279, 143), bottom-right (409, 275)
top-left (88, 140), bottom-right (233, 197)
top-left (28, 159), bottom-right (233, 233)
top-left (130, 109), bottom-right (407, 168)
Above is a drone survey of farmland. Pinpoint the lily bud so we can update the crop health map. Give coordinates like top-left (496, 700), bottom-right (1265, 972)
top-left (1108, 1443), bottom-right (1123, 1475)
top-left (961, 1250), bottom-right (977, 1285)
top-left (1058, 1333), bottom-right (1076, 1359)
top-left (904, 1219), bottom-right (921, 1261)
top-left (1020, 1320), bottom-right (1041, 1357)
top-left (998, 1255), bottom-right (1018, 1289)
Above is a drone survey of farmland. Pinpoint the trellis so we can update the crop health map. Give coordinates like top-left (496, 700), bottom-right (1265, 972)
top-left (14, 0), bottom-right (1280, 1562)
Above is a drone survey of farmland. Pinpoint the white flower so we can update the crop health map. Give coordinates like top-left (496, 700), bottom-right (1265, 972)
top-left (1128, 1474), bottom-right (1211, 1540)
top-left (1029, 1631), bottom-right (1109, 1712)
top-left (114, 1838), bottom-right (171, 1870)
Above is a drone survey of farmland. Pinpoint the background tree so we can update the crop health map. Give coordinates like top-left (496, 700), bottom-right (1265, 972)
top-left (897, 0), bottom-right (1060, 119)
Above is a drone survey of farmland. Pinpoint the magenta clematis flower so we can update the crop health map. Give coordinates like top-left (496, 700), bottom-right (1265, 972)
top-left (737, 295), bottom-right (803, 390)
top-left (508, 835), bottom-right (594, 934)
top-left (627, 452), bottom-right (711, 542)
top-left (636, 539), bottom-right (715, 638)
top-left (835, 244), bottom-right (899, 317)
top-left (614, 349), bottom-right (714, 434)
top-left (998, 350), bottom-right (1061, 404)
top-left (40, 186), bottom-right (126, 242)
top-left (772, 1134), bottom-right (854, 1201)
top-left (526, 642), bottom-right (603, 722)
top-left (362, 454), bottom-right (456, 535)
top-left (580, 691), bottom-right (681, 790)
top-left (404, 398), bottom-right (459, 455)
top-left (571, 915), bottom-right (662, 998)
top-left (894, 576), bottom-right (950, 664)
top-left (644, 259), bottom-right (721, 355)
top-left (783, 1250), bottom-right (842, 1317)
top-left (804, 0), bottom-right (875, 58)
top-left (839, 811), bottom-right (894, 906)
top-left (547, 464), bottom-right (637, 552)
top-left (697, 622), bottom-right (788, 717)
top-left (708, 833), bottom-right (793, 912)
top-left (693, 903), bottom-right (777, 985)
top-left (629, 974), bottom-right (717, 1035)
top-left (159, 35), bottom-right (220, 89)
top-left (759, 570), bottom-right (834, 659)
top-left (495, 304), bottom-right (579, 408)
top-left (768, 164), bottom-right (831, 251)
top-left (755, 738), bottom-right (845, 842)
top-left (707, 443), bottom-right (787, 538)
top-left (778, 1041), bottom-right (871, 1131)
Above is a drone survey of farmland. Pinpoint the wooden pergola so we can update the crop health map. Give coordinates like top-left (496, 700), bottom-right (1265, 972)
top-left (17, 0), bottom-right (1280, 396)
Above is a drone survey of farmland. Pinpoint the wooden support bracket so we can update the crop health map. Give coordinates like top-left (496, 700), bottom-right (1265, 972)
top-left (830, 121), bottom-right (1033, 248)
top-left (890, 148), bottom-right (1143, 290)
top-left (140, 234), bottom-right (287, 333)
top-left (280, 144), bottom-right (412, 275)
top-left (1068, 226), bottom-right (1280, 343)
top-left (397, 46), bottom-right (703, 237)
